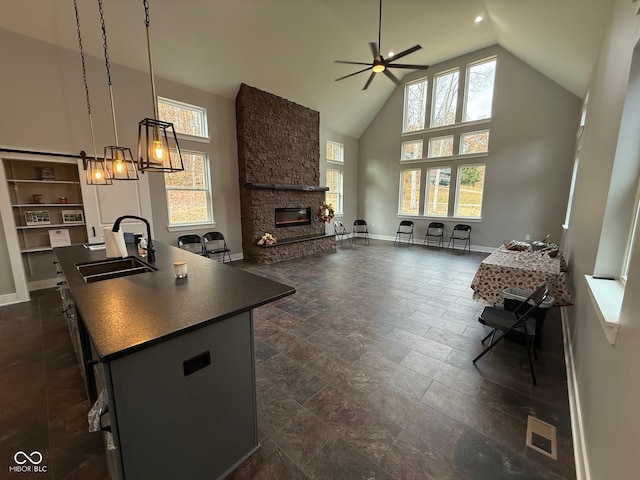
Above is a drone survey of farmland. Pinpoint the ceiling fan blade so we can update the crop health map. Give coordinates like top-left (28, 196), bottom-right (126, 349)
top-left (369, 42), bottom-right (380, 60)
top-left (334, 60), bottom-right (374, 66)
top-left (383, 69), bottom-right (401, 85)
top-left (387, 63), bottom-right (430, 70)
top-left (388, 44), bottom-right (422, 62)
top-left (335, 66), bottom-right (373, 82)
top-left (362, 71), bottom-right (376, 90)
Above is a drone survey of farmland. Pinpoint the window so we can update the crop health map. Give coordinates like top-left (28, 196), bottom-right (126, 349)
top-left (431, 69), bottom-right (459, 128)
top-left (426, 167), bottom-right (451, 216)
top-left (325, 168), bottom-right (343, 214)
top-left (455, 164), bottom-right (485, 218)
top-left (326, 141), bottom-right (344, 163)
top-left (428, 135), bottom-right (454, 158)
top-left (460, 130), bottom-right (490, 154)
top-left (157, 97), bottom-right (208, 140)
top-left (401, 140), bottom-right (423, 160)
top-left (400, 169), bottom-right (421, 215)
top-left (403, 78), bottom-right (428, 133)
top-left (463, 58), bottom-right (496, 122)
top-left (164, 150), bottom-right (213, 226)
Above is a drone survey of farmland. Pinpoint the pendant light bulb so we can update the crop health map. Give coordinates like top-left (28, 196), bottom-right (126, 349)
top-left (114, 149), bottom-right (124, 173)
top-left (153, 126), bottom-right (164, 162)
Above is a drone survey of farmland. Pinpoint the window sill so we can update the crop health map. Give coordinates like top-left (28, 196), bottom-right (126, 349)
top-left (167, 223), bottom-right (216, 233)
top-left (176, 133), bottom-right (210, 144)
top-left (400, 152), bottom-right (489, 164)
top-left (325, 160), bottom-right (344, 165)
top-left (401, 118), bottom-right (492, 137)
top-left (397, 214), bottom-right (482, 223)
top-left (585, 274), bottom-right (622, 345)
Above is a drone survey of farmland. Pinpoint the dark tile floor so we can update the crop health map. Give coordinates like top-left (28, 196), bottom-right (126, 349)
top-left (0, 240), bottom-right (575, 480)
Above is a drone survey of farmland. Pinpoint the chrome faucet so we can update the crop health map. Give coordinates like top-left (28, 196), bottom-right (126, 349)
top-left (112, 215), bottom-right (155, 262)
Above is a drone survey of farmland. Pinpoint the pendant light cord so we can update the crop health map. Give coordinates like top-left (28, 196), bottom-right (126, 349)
top-left (143, 0), bottom-right (160, 120)
top-left (97, 0), bottom-right (120, 145)
top-left (73, 0), bottom-right (99, 165)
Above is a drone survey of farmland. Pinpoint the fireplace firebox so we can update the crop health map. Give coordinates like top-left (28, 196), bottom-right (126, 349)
top-left (275, 207), bottom-right (312, 228)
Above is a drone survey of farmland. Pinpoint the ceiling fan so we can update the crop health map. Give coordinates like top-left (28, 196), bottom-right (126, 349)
top-left (334, 0), bottom-right (429, 90)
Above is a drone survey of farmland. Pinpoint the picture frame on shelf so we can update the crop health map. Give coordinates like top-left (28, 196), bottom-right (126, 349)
top-left (61, 210), bottom-right (84, 224)
top-left (39, 167), bottom-right (55, 181)
top-left (24, 210), bottom-right (51, 226)
top-left (48, 229), bottom-right (71, 248)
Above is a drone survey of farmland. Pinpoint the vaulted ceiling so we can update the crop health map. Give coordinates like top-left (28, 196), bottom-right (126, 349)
top-left (0, 0), bottom-right (613, 138)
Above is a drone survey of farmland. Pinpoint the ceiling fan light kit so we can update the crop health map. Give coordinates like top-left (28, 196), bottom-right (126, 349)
top-left (334, 0), bottom-right (429, 90)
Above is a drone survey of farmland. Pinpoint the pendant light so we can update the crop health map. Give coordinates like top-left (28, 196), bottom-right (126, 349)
top-left (98, 0), bottom-right (139, 180)
top-left (74, 0), bottom-right (112, 185)
top-left (137, 0), bottom-right (184, 173)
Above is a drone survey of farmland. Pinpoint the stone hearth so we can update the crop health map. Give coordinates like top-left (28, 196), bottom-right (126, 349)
top-left (235, 84), bottom-right (335, 264)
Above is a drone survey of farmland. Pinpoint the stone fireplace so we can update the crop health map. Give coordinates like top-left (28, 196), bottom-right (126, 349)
top-left (235, 84), bottom-right (335, 264)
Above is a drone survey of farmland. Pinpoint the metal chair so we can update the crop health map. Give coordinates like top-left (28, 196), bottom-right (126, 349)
top-left (473, 284), bottom-right (549, 386)
top-left (202, 231), bottom-right (231, 263)
top-left (333, 220), bottom-right (352, 246)
top-left (447, 224), bottom-right (471, 252)
top-left (177, 234), bottom-right (206, 256)
top-left (423, 222), bottom-right (445, 248)
top-left (352, 219), bottom-right (369, 245)
top-left (394, 220), bottom-right (414, 246)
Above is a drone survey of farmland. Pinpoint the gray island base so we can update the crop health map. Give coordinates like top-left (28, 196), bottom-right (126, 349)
top-left (54, 241), bottom-right (295, 480)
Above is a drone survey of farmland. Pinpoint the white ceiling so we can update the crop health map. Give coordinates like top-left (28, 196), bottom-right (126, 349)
top-left (0, 0), bottom-right (613, 138)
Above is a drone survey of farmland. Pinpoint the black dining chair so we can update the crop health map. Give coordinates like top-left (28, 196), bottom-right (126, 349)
top-left (423, 222), bottom-right (445, 248)
top-left (472, 283), bottom-right (549, 386)
top-left (352, 219), bottom-right (370, 245)
top-left (394, 220), bottom-right (414, 246)
top-left (177, 234), bottom-right (206, 256)
top-left (202, 231), bottom-right (231, 263)
top-left (447, 224), bottom-right (471, 252)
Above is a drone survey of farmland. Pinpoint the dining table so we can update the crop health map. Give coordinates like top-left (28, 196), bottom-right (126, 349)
top-left (470, 245), bottom-right (573, 307)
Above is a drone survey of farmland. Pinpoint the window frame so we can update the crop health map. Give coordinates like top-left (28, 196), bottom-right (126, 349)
top-left (164, 149), bottom-right (214, 229)
top-left (325, 168), bottom-right (344, 215)
top-left (157, 96), bottom-right (209, 143)
top-left (463, 56), bottom-right (497, 123)
top-left (401, 140), bottom-right (424, 161)
top-left (454, 163), bottom-right (486, 219)
top-left (403, 77), bottom-right (429, 133)
top-left (326, 140), bottom-right (344, 164)
top-left (399, 168), bottom-right (422, 216)
top-left (428, 135), bottom-right (454, 158)
top-left (425, 166), bottom-right (451, 217)
top-left (460, 129), bottom-right (490, 155)
top-left (431, 68), bottom-right (460, 128)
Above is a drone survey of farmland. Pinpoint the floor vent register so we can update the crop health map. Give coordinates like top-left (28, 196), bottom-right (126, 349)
top-left (526, 415), bottom-right (558, 460)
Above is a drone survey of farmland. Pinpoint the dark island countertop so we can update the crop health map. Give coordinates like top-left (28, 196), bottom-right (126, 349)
top-left (54, 241), bottom-right (295, 362)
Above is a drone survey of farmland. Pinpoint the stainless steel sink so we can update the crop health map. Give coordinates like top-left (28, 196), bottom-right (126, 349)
top-left (75, 256), bottom-right (156, 283)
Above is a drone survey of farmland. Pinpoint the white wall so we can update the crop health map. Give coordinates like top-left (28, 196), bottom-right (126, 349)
top-left (564, 0), bottom-right (640, 477)
top-left (358, 45), bottom-right (581, 248)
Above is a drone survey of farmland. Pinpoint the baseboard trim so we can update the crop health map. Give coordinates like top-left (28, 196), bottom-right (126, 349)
top-left (561, 307), bottom-right (590, 480)
top-left (0, 292), bottom-right (22, 307)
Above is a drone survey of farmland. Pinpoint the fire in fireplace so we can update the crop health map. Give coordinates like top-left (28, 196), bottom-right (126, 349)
top-left (275, 207), bottom-right (312, 228)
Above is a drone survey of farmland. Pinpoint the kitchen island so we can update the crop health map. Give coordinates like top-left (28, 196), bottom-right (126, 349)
top-left (54, 241), bottom-right (295, 480)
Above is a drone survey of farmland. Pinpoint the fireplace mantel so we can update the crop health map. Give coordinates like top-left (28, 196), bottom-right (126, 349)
top-left (245, 182), bottom-right (329, 192)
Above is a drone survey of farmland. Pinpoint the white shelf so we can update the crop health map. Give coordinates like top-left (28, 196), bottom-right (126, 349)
top-left (12, 203), bottom-right (83, 208)
top-left (8, 179), bottom-right (80, 185)
top-left (17, 223), bottom-right (86, 230)
top-left (21, 242), bottom-right (85, 254)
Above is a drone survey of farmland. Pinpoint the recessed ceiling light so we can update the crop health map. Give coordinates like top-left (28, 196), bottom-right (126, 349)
top-left (387, 51), bottom-right (395, 57)
top-left (474, 15), bottom-right (484, 23)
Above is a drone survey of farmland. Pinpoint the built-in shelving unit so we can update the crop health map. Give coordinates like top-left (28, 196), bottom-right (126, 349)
top-left (2, 158), bottom-right (88, 290)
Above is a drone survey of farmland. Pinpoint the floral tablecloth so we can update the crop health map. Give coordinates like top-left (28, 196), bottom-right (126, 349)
top-left (470, 246), bottom-right (573, 306)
